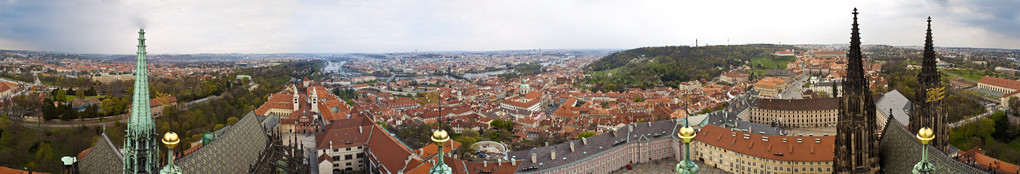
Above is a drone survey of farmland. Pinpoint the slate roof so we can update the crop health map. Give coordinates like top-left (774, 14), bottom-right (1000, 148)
top-left (78, 133), bottom-right (123, 174)
top-left (756, 97), bottom-right (839, 111)
top-left (878, 119), bottom-right (984, 173)
top-left (506, 119), bottom-right (679, 173)
top-left (176, 111), bottom-right (268, 173)
top-left (876, 90), bottom-right (911, 127)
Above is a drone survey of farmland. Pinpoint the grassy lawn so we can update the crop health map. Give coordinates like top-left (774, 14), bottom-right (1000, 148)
top-left (592, 67), bottom-right (622, 78)
top-left (943, 68), bottom-right (993, 81)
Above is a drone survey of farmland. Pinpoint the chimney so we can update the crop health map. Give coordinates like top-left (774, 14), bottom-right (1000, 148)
top-left (512, 157), bottom-right (517, 166)
top-left (498, 158), bottom-right (502, 166)
top-left (648, 121), bottom-right (652, 127)
top-left (551, 150), bottom-right (556, 160)
top-left (582, 137), bottom-right (588, 145)
top-left (359, 126), bottom-right (363, 133)
top-left (531, 153), bottom-right (537, 163)
top-left (569, 142), bottom-right (575, 152)
top-left (484, 161), bottom-right (487, 168)
top-left (613, 129), bottom-right (618, 137)
top-left (628, 125), bottom-right (633, 132)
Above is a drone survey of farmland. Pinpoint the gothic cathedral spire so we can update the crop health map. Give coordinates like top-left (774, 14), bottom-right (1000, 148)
top-left (911, 17), bottom-right (949, 153)
top-left (834, 8), bottom-right (881, 173)
top-left (123, 29), bottom-right (160, 173)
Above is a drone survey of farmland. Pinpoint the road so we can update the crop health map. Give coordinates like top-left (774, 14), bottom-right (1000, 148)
top-left (19, 94), bottom-right (221, 128)
top-left (779, 75), bottom-right (810, 99)
top-left (949, 106), bottom-right (1005, 128)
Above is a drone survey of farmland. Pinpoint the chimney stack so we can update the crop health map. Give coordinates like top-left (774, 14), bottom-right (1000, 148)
top-left (512, 157), bottom-right (517, 166)
top-left (531, 153), bottom-right (537, 163)
top-left (582, 137), bottom-right (588, 145)
top-left (551, 150), bottom-right (556, 160)
top-left (569, 142), bottom-right (575, 152)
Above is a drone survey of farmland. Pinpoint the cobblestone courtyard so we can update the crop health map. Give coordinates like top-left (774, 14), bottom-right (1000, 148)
top-left (611, 159), bottom-right (732, 174)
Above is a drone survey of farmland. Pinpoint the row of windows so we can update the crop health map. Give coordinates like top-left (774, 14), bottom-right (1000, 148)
top-left (327, 146), bottom-right (364, 152)
top-left (695, 142), bottom-right (833, 174)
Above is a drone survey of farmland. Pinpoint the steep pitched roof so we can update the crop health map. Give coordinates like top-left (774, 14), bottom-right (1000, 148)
top-left (176, 111), bottom-right (268, 173)
top-left (878, 119), bottom-right (984, 173)
top-left (78, 133), bottom-right (123, 173)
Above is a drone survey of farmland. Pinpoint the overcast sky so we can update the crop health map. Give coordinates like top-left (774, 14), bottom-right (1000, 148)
top-left (0, 0), bottom-right (1018, 54)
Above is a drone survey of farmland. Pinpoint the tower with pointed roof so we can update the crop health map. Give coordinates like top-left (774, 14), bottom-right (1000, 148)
top-left (910, 17), bottom-right (949, 153)
top-left (123, 29), bottom-right (160, 174)
top-left (833, 8), bottom-right (881, 173)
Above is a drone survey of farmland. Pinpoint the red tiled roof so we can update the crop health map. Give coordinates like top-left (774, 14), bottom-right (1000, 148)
top-left (317, 154), bottom-right (332, 163)
top-left (696, 124), bottom-right (834, 161)
top-left (77, 147), bottom-right (92, 160)
top-left (366, 124), bottom-right (420, 173)
top-left (0, 166), bottom-right (49, 174)
top-left (315, 125), bottom-right (372, 149)
top-left (255, 93), bottom-right (295, 116)
top-left (980, 76), bottom-right (1020, 91)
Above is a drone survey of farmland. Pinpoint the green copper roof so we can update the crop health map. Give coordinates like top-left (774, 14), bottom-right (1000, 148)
top-left (123, 28), bottom-right (161, 174)
top-left (129, 28), bottom-right (154, 133)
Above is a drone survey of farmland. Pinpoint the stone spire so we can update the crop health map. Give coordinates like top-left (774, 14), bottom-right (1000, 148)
top-left (911, 16), bottom-right (949, 153)
top-left (123, 29), bottom-right (160, 173)
top-left (833, 8), bottom-right (881, 173)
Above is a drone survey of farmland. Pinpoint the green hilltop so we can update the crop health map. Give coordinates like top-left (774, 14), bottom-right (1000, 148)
top-left (583, 44), bottom-right (795, 91)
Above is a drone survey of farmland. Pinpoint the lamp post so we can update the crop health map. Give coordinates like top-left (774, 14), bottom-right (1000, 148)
top-left (912, 127), bottom-right (936, 174)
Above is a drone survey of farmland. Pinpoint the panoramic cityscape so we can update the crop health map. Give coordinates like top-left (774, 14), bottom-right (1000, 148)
top-left (1, 1), bottom-right (1020, 174)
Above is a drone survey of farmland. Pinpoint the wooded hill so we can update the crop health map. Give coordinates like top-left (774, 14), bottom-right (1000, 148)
top-left (583, 44), bottom-right (794, 91)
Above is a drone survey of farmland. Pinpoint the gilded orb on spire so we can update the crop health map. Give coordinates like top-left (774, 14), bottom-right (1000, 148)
top-left (917, 127), bottom-right (935, 145)
top-left (162, 132), bottom-right (180, 149)
top-left (678, 126), bottom-right (696, 143)
top-left (431, 130), bottom-right (450, 144)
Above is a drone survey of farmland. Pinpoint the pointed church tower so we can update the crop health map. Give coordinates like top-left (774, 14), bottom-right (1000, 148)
top-left (911, 17), bottom-right (949, 153)
top-left (123, 29), bottom-right (160, 173)
top-left (833, 8), bottom-right (881, 173)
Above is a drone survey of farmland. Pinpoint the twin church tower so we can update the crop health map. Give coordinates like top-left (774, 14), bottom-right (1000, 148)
top-left (834, 8), bottom-right (949, 173)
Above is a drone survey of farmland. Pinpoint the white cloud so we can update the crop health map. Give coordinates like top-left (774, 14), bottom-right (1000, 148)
top-left (0, 0), bottom-right (1018, 54)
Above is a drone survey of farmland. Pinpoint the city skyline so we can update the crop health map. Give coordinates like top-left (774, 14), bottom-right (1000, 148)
top-left (1, 0), bottom-right (1019, 54)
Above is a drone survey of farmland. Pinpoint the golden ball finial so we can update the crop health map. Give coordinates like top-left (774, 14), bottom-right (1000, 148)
top-left (162, 132), bottom-right (180, 149)
top-left (678, 126), bottom-right (697, 143)
top-left (431, 130), bottom-right (450, 144)
top-left (917, 127), bottom-right (935, 145)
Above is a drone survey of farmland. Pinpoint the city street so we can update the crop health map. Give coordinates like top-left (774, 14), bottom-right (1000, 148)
top-left (780, 75), bottom-right (810, 99)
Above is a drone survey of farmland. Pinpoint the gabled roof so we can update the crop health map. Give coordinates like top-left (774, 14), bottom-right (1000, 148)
top-left (878, 119), bottom-right (984, 173)
top-left (78, 132), bottom-right (123, 173)
top-left (176, 111), bottom-right (268, 173)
